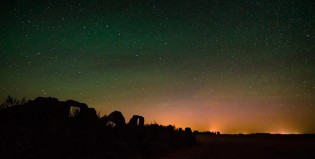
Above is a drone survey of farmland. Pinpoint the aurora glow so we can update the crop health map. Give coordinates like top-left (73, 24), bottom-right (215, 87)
top-left (1, 0), bottom-right (314, 133)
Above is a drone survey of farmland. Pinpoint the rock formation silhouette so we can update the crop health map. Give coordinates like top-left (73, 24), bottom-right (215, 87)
top-left (128, 115), bottom-right (145, 127)
top-left (0, 96), bottom-right (196, 159)
top-left (106, 110), bottom-right (126, 127)
top-left (0, 97), bottom-right (99, 127)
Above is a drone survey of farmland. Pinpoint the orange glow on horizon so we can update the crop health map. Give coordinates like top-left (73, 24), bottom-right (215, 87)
top-left (92, 95), bottom-right (312, 134)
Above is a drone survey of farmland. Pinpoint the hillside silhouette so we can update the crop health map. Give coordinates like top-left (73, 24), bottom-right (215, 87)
top-left (0, 96), bottom-right (196, 159)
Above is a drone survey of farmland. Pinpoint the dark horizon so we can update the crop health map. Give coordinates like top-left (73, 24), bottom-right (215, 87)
top-left (1, 96), bottom-right (314, 159)
top-left (1, 95), bottom-right (315, 135)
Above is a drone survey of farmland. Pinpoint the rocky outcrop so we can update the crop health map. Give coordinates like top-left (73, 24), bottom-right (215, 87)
top-left (128, 115), bottom-right (144, 127)
top-left (106, 111), bottom-right (126, 127)
top-left (0, 97), bottom-right (98, 127)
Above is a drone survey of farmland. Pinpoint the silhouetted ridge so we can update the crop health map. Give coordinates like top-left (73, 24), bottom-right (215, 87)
top-left (0, 97), bottom-right (196, 159)
top-left (0, 97), bottom-right (98, 127)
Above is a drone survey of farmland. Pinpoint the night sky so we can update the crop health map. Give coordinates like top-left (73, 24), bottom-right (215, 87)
top-left (1, 0), bottom-right (315, 134)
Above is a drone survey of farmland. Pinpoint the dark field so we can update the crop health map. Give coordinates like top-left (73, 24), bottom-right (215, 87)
top-left (160, 134), bottom-right (315, 159)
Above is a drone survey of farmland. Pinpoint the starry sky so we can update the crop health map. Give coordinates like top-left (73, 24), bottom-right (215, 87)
top-left (1, 0), bottom-right (315, 134)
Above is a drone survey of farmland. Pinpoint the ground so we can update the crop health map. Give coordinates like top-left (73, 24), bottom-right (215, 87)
top-left (159, 134), bottom-right (315, 159)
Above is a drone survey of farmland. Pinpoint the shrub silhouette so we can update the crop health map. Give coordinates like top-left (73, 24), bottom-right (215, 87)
top-left (0, 95), bottom-right (26, 110)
